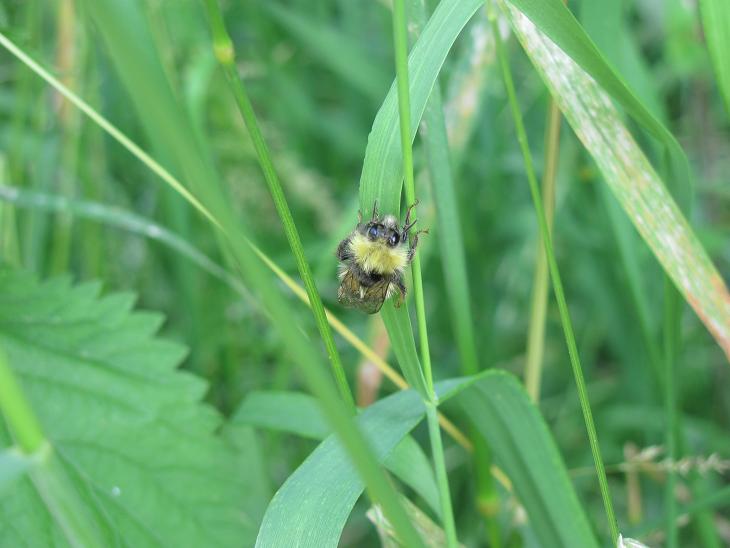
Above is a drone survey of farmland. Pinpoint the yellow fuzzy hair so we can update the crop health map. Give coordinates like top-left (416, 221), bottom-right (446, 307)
top-left (349, 232), bottom-right (408, 275)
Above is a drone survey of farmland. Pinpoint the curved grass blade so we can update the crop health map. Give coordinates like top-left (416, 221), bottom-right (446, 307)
top-left (505, 0), bottom-right (692, 208)
top-left (256, 371), bottom-right (597, 548)
top-left (231, 390), bottom-right (441, 516)
top-left (502, 5), bottom-right (730, 361)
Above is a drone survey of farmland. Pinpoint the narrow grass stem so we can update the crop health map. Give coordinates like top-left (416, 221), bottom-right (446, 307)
top-left (203, 0), bottom-right (355, 411)
top-left (489, 10), bottom-right (618, 543)
top-left (392, 1), bottom-right (457, 545)
top-left (525, 98), bottom-right (561, 402)
top-left (425, 402), bottom-right (457, 545)
top-left (663, 280), bottom-right (679, 548)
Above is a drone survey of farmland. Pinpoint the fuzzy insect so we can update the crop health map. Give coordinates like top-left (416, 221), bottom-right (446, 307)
top-left (336, 201), bottom-right (425, 314)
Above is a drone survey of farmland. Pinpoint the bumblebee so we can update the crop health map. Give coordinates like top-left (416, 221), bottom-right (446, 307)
top-left (336, 201), bottom-right (425, 314)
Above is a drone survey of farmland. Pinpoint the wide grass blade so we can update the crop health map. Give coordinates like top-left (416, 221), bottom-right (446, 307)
top-left (700, 0), bottom-right (730, 117)
top-left (502, 5), bottom-right (730, 361)
top-left (255, 371), bottom-right (597, 547)
top-left (505, 0), bottom-right (691, 207)
top-left (231, 390), bottom-right (441, 516)
top-left (359, 0), bottom-right (482, 399)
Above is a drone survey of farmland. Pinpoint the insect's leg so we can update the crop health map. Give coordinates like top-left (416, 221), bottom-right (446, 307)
top-left (393, 275), bottom-right (407, 307)
top-left (407, 229), bottom-right (429, 262)
top-left (403, 199), bottom-right (419, 229)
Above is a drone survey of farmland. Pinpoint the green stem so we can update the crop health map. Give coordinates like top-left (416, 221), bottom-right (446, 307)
top-left (425, 403), bottom-right (457, 544)
top-left (0, 348), bottom-right (45, 454)
top-left (392, 1), bottom-right (457, 545)
top-left (489, 9), bottom-right (618, 543)
top-left (203, 0), bottom-right (354, 411)
top-left (525, 98), bottom-right (561, 402)
top-left (663, 280), bottom-right (679, 548)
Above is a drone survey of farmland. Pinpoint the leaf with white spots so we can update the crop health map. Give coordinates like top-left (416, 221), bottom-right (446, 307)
top-left (0, 269), bottom-right (252, 547)
top-left (502, 3), bottom-right (730, 359)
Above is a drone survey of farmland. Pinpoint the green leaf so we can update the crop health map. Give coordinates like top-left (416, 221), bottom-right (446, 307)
top-left (501, 4), bottom-right (730, 361)
top-left (358, 0), bottom-right (482, 399)
top-left (256, 371), bottom-right (597, 548)
top-left (505, 0), bottom-right (691, 208)
top-left (231, 390), bottom-right (441, 517)
top-left (0, 269), bottom-right (251, 546)
top-left (700, 0), bottom-right (730, 117)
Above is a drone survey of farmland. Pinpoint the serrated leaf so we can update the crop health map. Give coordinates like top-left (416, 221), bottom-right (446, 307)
top-left (232, 390), bottom-right (441, 516)
top-left (255, 371), bottom-right (597, 548)
top-left (0, 269), bottom-right (251, 547)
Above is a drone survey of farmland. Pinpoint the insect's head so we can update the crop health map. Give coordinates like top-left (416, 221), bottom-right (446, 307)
top-left (358, 201), bottom-right (403, 248)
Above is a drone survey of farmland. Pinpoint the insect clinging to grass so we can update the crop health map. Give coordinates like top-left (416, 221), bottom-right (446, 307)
top-left (336, 200), bottom-right (427, 314)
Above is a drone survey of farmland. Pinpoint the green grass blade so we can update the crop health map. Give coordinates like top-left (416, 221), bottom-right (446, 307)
top-left (256, 371), bottom-right (598, 548)
top-left (490, 8), bottom-right (618, 542)
top-left (204, 0), bottom-right (355, 411)
top-left (231, 390), bottom-right (441, 517)
top-left (502, 5), bottom-right (730, 361)
top-left (391, 1), bottom-right (457, 544)
top-left (524, 99), bottom-right (560, 401)
top-left (505, 0), bottom-right (692, 208)
top-left (700, 0), bottom-right (730, 117)
top-left (359, 0), bottom-right (482, 397)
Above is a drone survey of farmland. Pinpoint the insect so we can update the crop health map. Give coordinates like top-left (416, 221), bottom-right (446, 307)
top-left (336, 200), bottom-right (426, 314)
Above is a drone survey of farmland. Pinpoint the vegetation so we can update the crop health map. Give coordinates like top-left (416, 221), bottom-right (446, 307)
top-left (0, 0), bottom-right (729, 546)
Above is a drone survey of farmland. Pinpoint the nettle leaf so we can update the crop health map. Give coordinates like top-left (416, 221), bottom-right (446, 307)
top-left (0, 269), bottom-right (250, 547)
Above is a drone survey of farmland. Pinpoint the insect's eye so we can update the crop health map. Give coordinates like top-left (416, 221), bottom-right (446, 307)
top-left (388, 233), bottom-right (399, 247)
top-left (367, 225), bottom-right (378, 239)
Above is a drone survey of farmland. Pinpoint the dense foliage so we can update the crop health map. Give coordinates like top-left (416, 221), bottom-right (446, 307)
top-left (0, 0), bottom-right (728, 546)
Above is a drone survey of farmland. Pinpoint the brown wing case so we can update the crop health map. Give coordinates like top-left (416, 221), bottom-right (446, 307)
top-left (337, 270), bottom-right (390, 314)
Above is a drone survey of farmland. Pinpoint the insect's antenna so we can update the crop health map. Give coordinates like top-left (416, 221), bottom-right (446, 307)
top-left (371, 200), bottom-right (378, 221)
top-left (357, 209), bottom-right (363, 223)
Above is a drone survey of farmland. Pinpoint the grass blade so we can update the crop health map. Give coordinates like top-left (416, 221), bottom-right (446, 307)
top-left (506, 0), bottom-right (692, 208)
top-left (231, 390), bottom-right (441, 517)
top-left (502, 5), bottom-right (730, 361)
top-left (391, 0), bottom-right (457, 544)
top-left (204, 0), bottom-right (355, 410)
top-left (490, 7), bottom-right (618, 542)
top-left (256, 371), bottom-right (598, 548)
